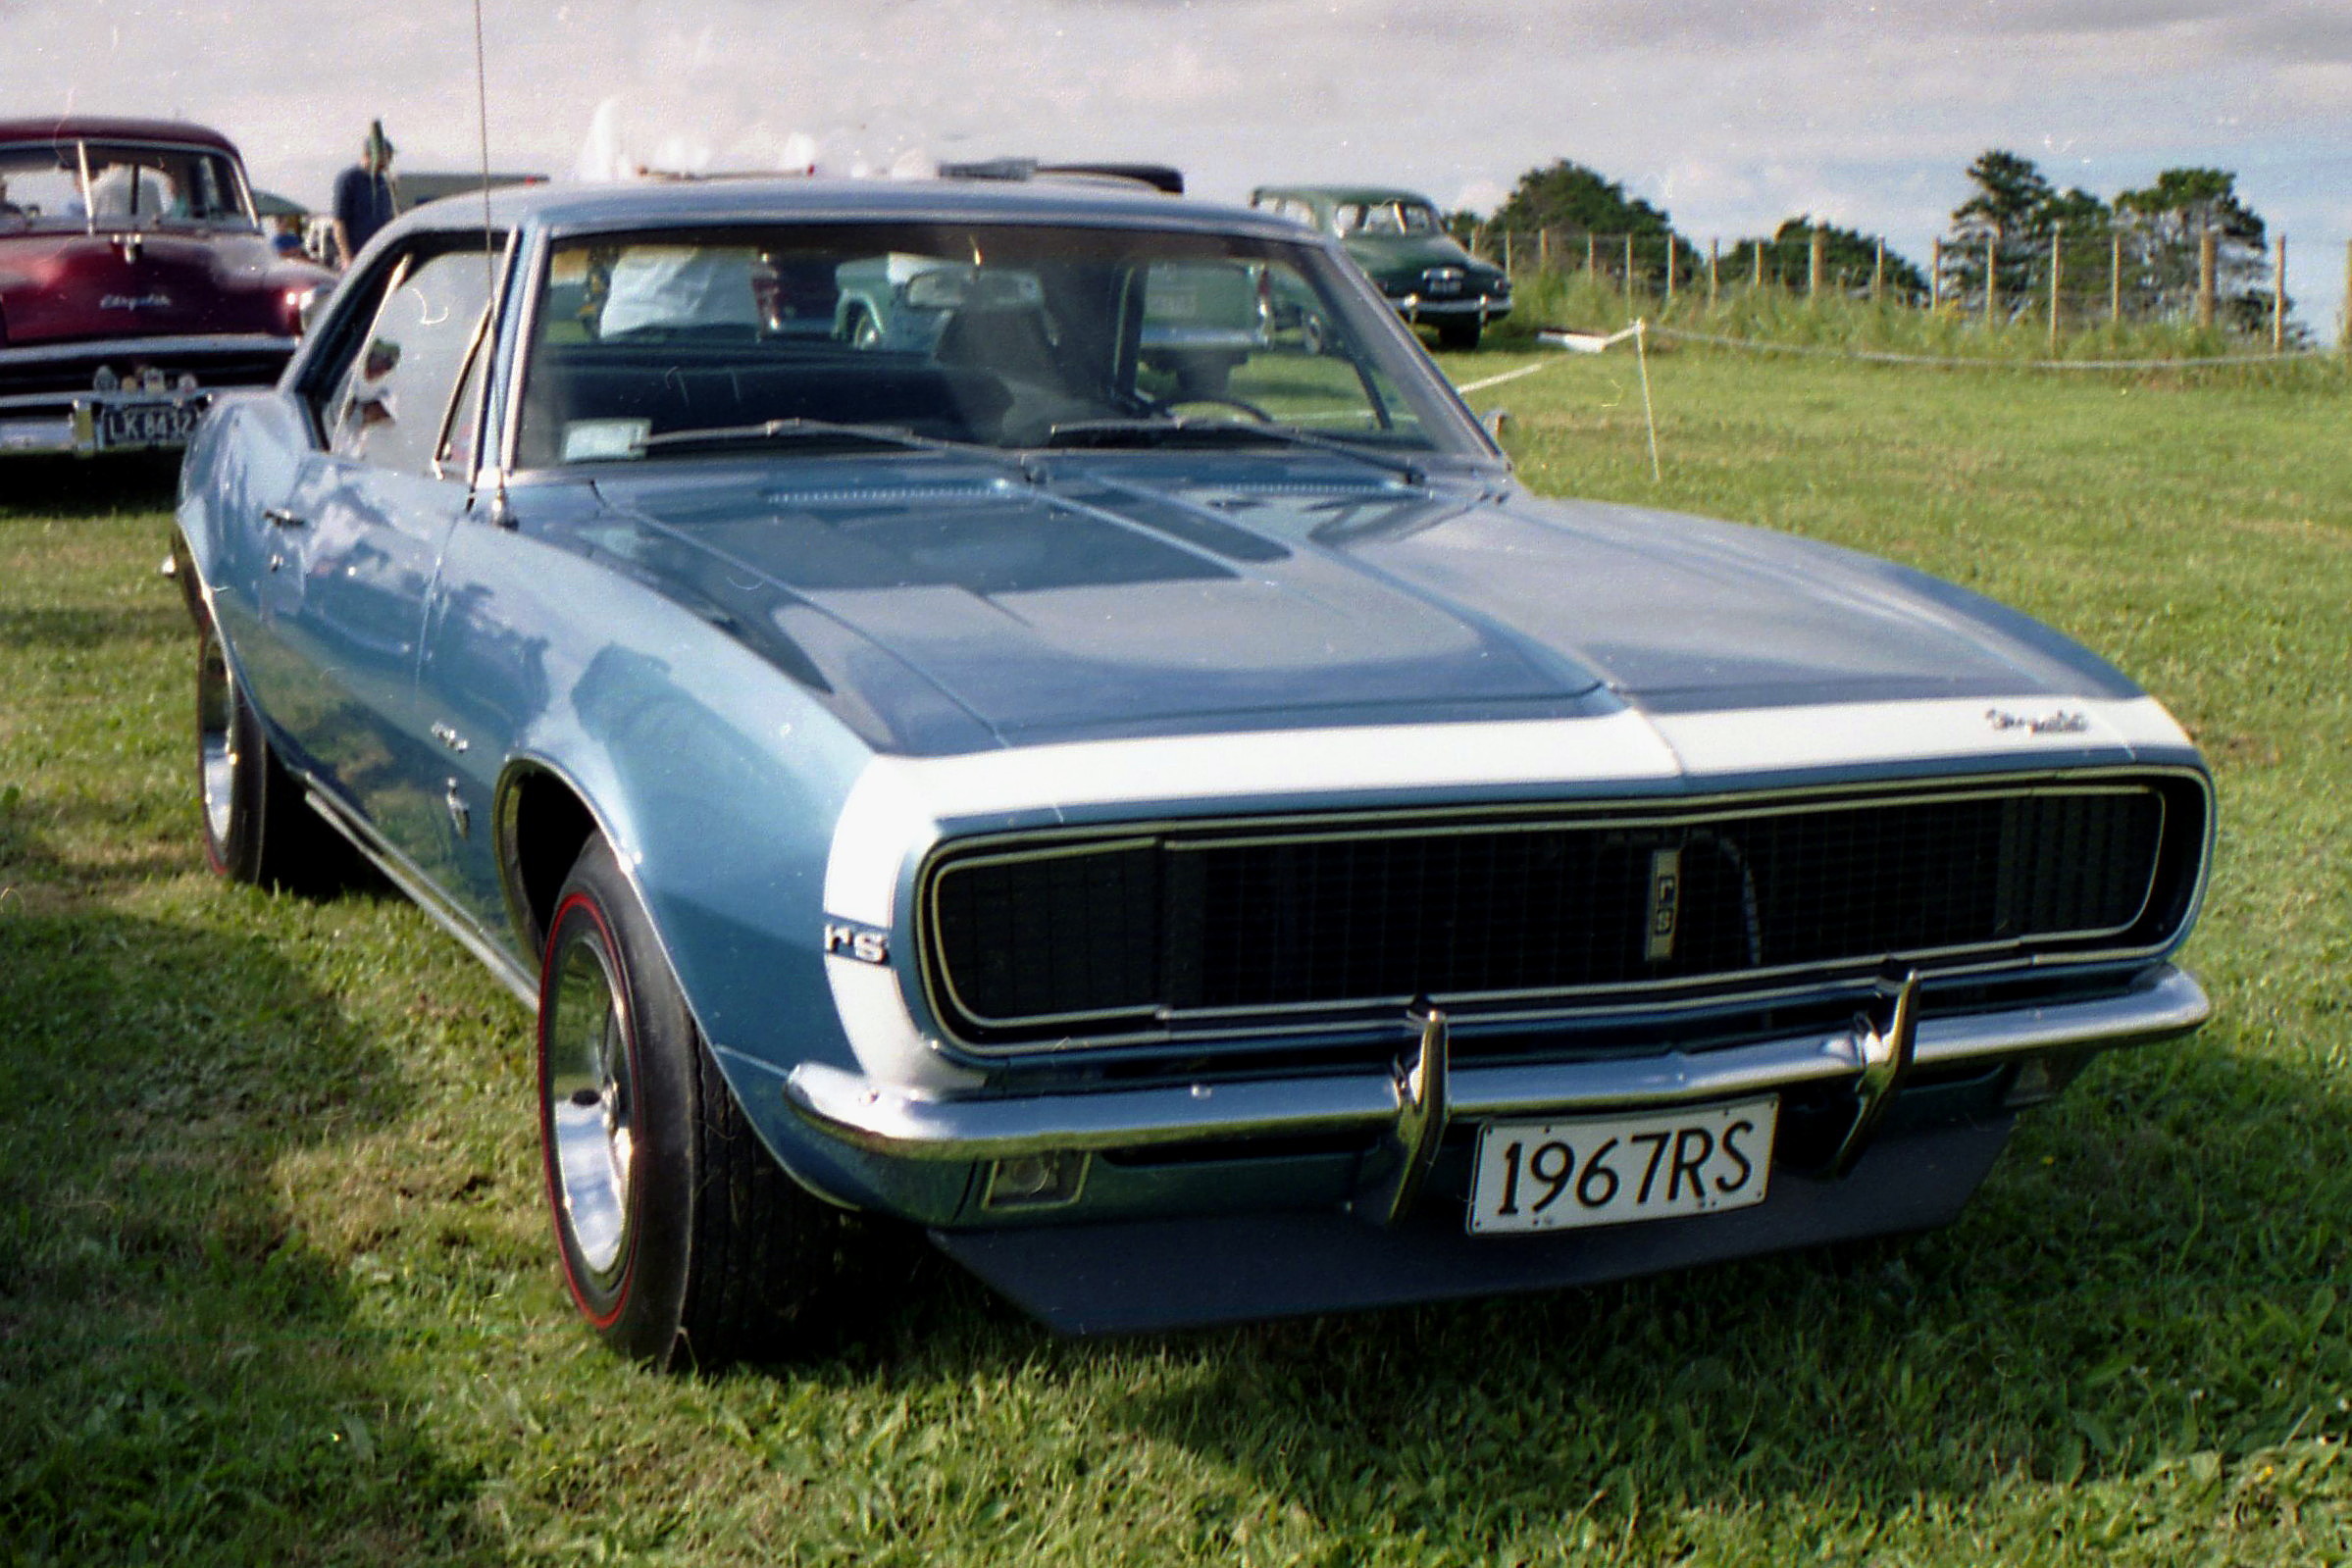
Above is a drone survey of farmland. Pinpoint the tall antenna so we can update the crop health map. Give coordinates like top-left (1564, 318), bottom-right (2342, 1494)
top-left (471, 0), bottom-right (509, 515)
top-left (472, 0), bottom-right (495, 266)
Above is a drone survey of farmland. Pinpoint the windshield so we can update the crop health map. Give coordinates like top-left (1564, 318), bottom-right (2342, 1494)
top-left (514, 221), bottom-right (1485, 468)
top-left (1333, 202), bottom-right (1439, 238)
top-left (0, 141), bottom-right (255, 230)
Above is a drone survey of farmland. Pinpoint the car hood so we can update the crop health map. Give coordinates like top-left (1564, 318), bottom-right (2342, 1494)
top-left (0, 228), bottom-right (303, 344)
top-left (583, 457), bottom-right (2139, 752)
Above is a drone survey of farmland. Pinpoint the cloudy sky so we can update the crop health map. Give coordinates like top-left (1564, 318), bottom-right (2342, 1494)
top-left (10, 0), bottom-right (2352, 330)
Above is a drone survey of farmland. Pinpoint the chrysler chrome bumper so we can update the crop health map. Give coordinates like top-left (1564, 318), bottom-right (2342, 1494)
top-left (785, 965), bottom-right (2209, 1161)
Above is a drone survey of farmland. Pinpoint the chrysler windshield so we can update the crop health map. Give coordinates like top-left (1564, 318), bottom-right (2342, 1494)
top-left (0, 140), bottom-right (256, 230)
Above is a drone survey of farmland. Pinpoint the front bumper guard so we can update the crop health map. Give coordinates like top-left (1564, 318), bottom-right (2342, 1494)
top-left (785, 964), bottom-right (2208, 1171)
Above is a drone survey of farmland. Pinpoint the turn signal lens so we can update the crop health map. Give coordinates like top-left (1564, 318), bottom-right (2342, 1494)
top-left (981, 1151), bottom-right (1088, 1211)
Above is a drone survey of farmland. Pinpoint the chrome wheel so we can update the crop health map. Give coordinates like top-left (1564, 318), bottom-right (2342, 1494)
top-left (535, 836), bottom-right (839, 1366)
top-left (544, 925), bottom-right (637, 1284)
top-left (196, 628), bottom-right (238, 852)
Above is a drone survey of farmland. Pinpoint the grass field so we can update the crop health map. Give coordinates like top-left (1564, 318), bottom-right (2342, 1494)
top-left (3, 350), bottom-right (2348, 1565)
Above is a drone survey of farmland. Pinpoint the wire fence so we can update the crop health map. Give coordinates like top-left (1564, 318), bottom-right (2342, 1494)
top-left (1470, 226), bottom-right (2315, 349)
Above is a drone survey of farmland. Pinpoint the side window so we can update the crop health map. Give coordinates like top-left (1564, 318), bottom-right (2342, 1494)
top-left (320, 245), bottom-right (499, 476)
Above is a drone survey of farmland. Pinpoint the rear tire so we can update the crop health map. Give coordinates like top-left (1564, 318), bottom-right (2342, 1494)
top-left (1435, 318), bottom-right (1483, 351)
top-left (537, 835), bottom-right (840, 1368)
top-left (195, 614), bottom-right (351, 893)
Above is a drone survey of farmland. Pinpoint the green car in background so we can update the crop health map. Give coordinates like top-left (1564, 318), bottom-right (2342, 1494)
top-left (1250, 185), bottom-right (1511, 349)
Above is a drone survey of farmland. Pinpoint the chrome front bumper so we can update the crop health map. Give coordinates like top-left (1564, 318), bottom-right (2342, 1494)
top-left (1393, 294), bottom-right (1509, 321)
top-left (0, 393), bottom-right (207, 457)
top-left (0, 411), bottom-right (79, 455)
top-left (786, 965), bottom-right (2209, 1162)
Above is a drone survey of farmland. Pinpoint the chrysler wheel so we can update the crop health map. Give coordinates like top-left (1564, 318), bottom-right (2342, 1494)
top-left (536, 836), bottom-right (839, 1368)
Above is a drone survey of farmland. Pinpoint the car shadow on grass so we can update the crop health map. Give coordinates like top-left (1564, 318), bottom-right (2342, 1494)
top-left (0, 452), bottom-right (182, 523)
top-left (0, 800), bottom-right (494, 1562)
top-left (1070, 1028), bottom-right (2352, 1553)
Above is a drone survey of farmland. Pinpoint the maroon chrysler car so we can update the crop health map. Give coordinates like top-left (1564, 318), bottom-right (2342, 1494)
top-left (0, 117), bottom-right (333, 457)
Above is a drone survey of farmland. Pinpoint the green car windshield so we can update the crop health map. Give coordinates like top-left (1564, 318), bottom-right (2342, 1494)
top-left (514, 221), bottom-right (1487, 468)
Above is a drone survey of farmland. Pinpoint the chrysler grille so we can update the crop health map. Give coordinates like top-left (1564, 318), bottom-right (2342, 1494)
top-left (922, 779), bottom-right (2205, 1045)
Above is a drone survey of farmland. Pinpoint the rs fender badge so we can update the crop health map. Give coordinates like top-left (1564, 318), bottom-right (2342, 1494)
top-left (822, 918), bottom-right (890, 965)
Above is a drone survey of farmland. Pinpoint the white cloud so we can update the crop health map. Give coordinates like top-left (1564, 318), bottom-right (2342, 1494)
top-left (3, 0), bottom-right (2347, 327)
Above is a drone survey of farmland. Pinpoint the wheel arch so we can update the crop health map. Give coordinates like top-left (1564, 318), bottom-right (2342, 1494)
top-left (494, 756), bottom-right (607, 966)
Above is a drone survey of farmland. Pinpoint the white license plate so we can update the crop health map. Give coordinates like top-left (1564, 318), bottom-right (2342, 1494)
top-left (95, 399), bottom-right (205, 451)
top-left (1466, 1095), bottom-right (1777, 1236)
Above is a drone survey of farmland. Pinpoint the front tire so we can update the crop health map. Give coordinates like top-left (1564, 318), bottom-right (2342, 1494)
top-left (1435, 317), bottom-right (1483, 351)
top-left (537, 836), bottom-right (839, 1368)
top-left (195, 615), bottom-right (350, 892)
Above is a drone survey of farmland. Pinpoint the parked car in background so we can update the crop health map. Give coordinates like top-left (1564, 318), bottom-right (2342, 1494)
top-left (175, 176), bottom-right (2210, 1367)
top-left (1252, 184), bottom-right (1510, 349)
top-left (0, 118), bottom-right (332, 456)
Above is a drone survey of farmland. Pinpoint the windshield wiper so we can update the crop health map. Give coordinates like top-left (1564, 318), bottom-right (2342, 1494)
top-left (638, 417), bottom-right (1028, 474)
top-left (1041, 417), bottom-right (1428, 484)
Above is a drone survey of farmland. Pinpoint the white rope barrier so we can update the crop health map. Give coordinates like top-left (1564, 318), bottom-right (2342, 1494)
top-left (1639, 327), bottom-right (2328, 373)
top-left (1451, 361), bottom-right (1563, 394)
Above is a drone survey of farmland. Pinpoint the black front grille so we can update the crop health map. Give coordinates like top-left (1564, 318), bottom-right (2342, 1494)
top-left (924, 778), bottom-right (2206, 1045)
top-left (0, 347), bottom-right (290, 401)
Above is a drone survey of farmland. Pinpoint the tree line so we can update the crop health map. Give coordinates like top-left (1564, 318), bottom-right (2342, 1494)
top-left (1465, 151), bottom-right (2280, 329)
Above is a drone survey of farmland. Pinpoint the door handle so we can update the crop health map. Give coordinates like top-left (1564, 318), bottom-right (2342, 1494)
top-left (262, 507), bottom-right (308, 529)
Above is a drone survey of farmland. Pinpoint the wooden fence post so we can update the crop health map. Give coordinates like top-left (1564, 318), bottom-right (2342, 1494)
top-left (1709, 237), bottom-right (1719, 308)
top-left (2110, 230), bottom-right (2122, 325)
top-left (1502, 229), bottom-right (1513, 277)
top-left (1623, 233), bottom-right (1634, 303)
top-left (2197, 228), bottom-right (2217, 329)
top-left (1664, 238), bottom-right (1675, 307)
top-left (2342, 239), bottom-right (2352, 354)
top-left (1871, 238), bottom-right (1885, 303)
top-left (1538, 227), bottom-right (1551, 274)
top-left (2048, 223), bottom-right (2063, 348)
top-left (1808, 228), bottom-right (1825, 297)
top-left (1985, 228), bottom-right (1999, 325)
top-left (1930, 237), bottom-right (1943, 311)
top-left (2273, 233), bottom-right (2287, 352)
top-left (1586, 232), bottom-right (1596, 275)
top-left (1751, 242), bottom-right (1763, 290)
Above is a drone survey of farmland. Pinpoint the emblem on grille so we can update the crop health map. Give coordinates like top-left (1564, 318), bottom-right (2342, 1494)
top-left (822, 918), bottom-right (890, 965)
top-left (1644, 846), bottom-right (1682, 961)
top-left (1984, 707), bottom-right (2089, 734)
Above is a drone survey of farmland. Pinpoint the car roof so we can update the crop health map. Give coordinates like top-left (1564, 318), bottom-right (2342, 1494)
top-left (396, 175), bottom-right (1306, 242)
top-left (0, 117), bottom-right (241, 155)
top-left (1253, 186), bottom-right (1441, 210)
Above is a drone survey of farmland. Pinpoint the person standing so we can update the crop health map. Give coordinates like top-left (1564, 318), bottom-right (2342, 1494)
top-left (331, 121), bottom-right (399, 268)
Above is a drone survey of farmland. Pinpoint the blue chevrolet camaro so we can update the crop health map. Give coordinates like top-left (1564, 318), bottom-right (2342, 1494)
top-left (173, 176), bottom-right (2213, 1366)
